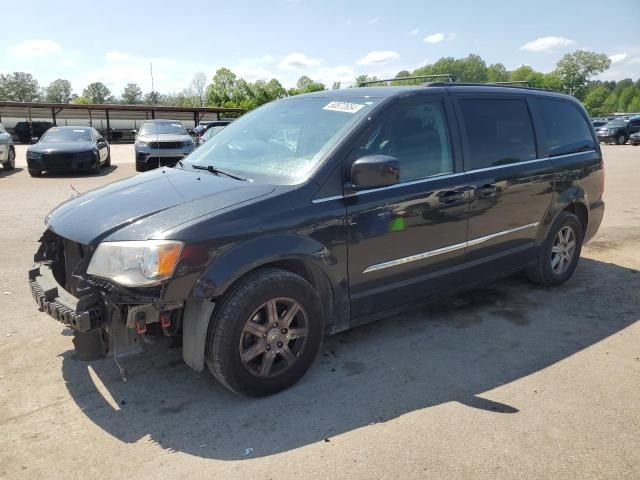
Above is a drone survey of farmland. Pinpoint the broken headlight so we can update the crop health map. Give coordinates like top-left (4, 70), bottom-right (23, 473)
top-left (87, 240), bottom-right (184, 287)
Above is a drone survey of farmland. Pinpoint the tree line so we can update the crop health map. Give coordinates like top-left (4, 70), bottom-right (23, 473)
top-left (0, 50), bottom-right (639, 116)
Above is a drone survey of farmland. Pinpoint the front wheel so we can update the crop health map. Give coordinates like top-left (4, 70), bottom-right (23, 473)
top-left (103, 150), bottom-right (111, 167)
top-left (525, 211), bottom-right (583, 286)
top-left (28, 169), bottom-right (42, 177)
top-left (2, 148), bottom-right (15, 170)
top-left (615, 134), bottom-right (626, 145)
top-left (206, 268), bottom-right (324, 397)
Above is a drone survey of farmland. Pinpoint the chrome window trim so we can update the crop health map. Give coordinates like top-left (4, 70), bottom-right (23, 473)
top-left (362, 222), bottom-right (539, 274)
top-left (311, 150), bottom-right (596, 203)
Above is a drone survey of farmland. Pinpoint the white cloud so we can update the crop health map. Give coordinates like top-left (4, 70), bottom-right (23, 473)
top-left (447, 32), bottom-right (458, 41)
top-left (520, 36), bottom-right (574, 52)
top-left (8, 39), bottom-right (62, 57)
top-left (368, 17), bottom-right (379, 24)
top-left (609, 53), bottom-right (627, 64)
top-left (278, 52), bottom-right (322, 70)
top-left (106, 50), bottom-right (131, 62)
top-left (424, 33), bottom-right (445, 44)
top-left (409, 28), bottom-right (419, 35)
top-left (356, 50), bottom-right (400, 65)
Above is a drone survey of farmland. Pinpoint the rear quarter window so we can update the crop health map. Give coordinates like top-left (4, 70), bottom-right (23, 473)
top-left (458, 98), bottom-right (536, 170)
top-left (534, 98), bottom-right (594, 157)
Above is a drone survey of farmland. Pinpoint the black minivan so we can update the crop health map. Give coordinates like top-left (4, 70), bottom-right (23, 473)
top-left (29, 84), bottom-right (604, 396)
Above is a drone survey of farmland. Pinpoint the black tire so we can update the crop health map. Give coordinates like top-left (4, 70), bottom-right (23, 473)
top-left (90, 152), bottom-right (101, 174)
top-left (103, 150), bottom-right (111, 168)
top-left (2, 148), bottom-right (15, 170)
top-left (615, 134), bottom-right (626, 145)
top-left (206, 268), bottom-right (324, 397)
top-left (28, 169), bottom-right (42, 177)
top-left (525, 211), bottom-right (583, 286)
top-left (136, 163), bottom-right (148, 172)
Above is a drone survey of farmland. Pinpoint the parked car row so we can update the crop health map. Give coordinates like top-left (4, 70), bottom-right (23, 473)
top-left (592, 115), bottom-right (640, 145)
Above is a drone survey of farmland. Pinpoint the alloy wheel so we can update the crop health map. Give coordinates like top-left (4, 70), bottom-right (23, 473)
top-left (550, 225), bottom-right (576, 275)
top-left (238, 297), bottom-right (309, 378)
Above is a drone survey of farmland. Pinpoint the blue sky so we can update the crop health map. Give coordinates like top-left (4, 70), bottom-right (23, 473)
top-left (1, 0), bottom-right (638, 96)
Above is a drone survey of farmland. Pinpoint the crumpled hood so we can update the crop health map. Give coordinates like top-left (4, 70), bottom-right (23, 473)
top-left (46, 167), bottom-right (276, 245)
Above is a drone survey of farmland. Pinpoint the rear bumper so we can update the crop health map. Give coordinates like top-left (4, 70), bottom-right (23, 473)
top-left (28, 264), bottom-right (103, 332)
top-left (585, 200), bottom-right (605, 244)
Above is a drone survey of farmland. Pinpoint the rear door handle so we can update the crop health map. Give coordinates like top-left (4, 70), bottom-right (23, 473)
top-left (439, 190), bottom-right (466, 204)
top-left (475, 184), bottom-right (497, 197)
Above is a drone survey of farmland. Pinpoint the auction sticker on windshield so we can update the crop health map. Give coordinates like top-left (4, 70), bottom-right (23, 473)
top-left (323, 101), bottom-right (365, 113)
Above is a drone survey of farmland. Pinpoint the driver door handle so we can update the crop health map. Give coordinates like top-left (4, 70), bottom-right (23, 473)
top-left (475, 184), bottom-right (497, 197)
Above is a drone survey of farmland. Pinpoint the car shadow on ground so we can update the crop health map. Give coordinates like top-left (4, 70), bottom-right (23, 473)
top-left (60, 257), bottom-right (639, 460)
top-left (0, 167), bottom-right (23, 178)
top-left (35, 165), bottom-right (119, 178)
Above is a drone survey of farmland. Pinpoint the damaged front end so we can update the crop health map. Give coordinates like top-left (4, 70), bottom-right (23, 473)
top-left (29, 229), bottom-right (184, 366)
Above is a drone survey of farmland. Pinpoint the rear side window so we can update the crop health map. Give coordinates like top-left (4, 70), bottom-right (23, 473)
top-left (535, 98), bottom-right (594, 156)
top-left (459, 99), bottom-right (536, 170)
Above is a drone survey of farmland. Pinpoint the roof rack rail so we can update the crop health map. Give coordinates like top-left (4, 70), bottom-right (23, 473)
top-left (491, 81), bottom-right (531, 87)
top-left (358, 74), bottom-right (457, 86)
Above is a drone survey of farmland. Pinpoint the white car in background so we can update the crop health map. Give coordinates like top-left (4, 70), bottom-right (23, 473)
top-left (0, 123), bottom-right (16, 171)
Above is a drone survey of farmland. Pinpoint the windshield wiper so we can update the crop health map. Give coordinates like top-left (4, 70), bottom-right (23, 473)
top-left (191, 164), bottom-right (248, 181)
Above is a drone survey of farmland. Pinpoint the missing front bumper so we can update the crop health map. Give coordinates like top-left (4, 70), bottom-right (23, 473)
top-left (29, 264), bottom-right (103, 332)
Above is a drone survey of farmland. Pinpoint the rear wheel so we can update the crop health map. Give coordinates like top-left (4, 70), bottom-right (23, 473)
top-left (525, 211), bottom-right (583, 286)
top-left (135, 163), bottom-right (148, 172)
top-left (2, 148), bottom-right (15, 170)
top-left (616, 134), bottom-right (626, 145)
top-left (206, 268), bottom-right (324, 397)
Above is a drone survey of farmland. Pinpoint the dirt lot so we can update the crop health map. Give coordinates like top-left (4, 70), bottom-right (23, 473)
top-left (1, 144), bottom-right (638, 480)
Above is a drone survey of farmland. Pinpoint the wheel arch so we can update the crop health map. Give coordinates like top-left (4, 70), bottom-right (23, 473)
top-left (182, 234), bottom-right (347, 372)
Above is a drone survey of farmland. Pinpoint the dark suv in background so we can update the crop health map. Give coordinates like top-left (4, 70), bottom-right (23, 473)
top-left (596, 116), bottom-right (640, 144)
top-left (29, 84), bottom-right (604, 397)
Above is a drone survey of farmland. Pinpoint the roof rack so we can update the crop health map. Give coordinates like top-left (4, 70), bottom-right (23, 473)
top-left (491, 81), bottom-right (531, 87)
top-left (425, 81), bottom-right (549, 92)
top-left (358, 74), bottom-right (457, 86)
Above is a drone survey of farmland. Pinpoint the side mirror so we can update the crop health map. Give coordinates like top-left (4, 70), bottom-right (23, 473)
top-left (31, 137), bottom-right (39, 143)
top-left (351, 155), bottom-right (400, 190)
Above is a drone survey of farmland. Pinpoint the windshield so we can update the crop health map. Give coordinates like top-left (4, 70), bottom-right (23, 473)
top-left (140, 121), bottom-right (187, 135)
top-left (184, 96), bottom-right (379, 184)
top-left (606, 120), bottom-right (626, 128)
top-left (41, 127), bottom-right (92, 143)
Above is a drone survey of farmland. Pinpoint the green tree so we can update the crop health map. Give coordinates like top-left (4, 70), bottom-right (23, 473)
top-left (72, 96), bottom-right (90, 105)
top-left (617, 86), bottom-right (638, 112)
top-left (509, 65), bottom-right (545, 87)
top-left (541, 72), bottom-right (563, 92)
top-left (266, 79), bottom-right (287, 100)
top-left (144, 91), bottom-right (161, 105)
top-left (601, 92), bottom-right (618, 114)
top-left (0, 72), bottom-right (40, 102)
top-left (289, 76), bottom-right (325, 95)
top-left (583, 86), bottom-right (611, 116)
top-left (354, 74), bottom-right (380, 87)
top-left (45, 79), bottom-right (72, 103)
top-left (121, 83), bottom-right (142, 104)
top-left (628, 96), bottom-right (640, 112)
top-left (190, 72), bottom-right (208, 107)
top-left (82, 82), bottom-right (111, 103)
top-left (554, 50), bottom-right (611, 99)
top-left (487, 63), bottom-right (509, 82)
top-left (206, 68), bottom-right (237, 106)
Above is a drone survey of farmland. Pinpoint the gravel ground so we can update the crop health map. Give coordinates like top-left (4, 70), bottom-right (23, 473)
top-left (0, 144), bottom-right (638, 480)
